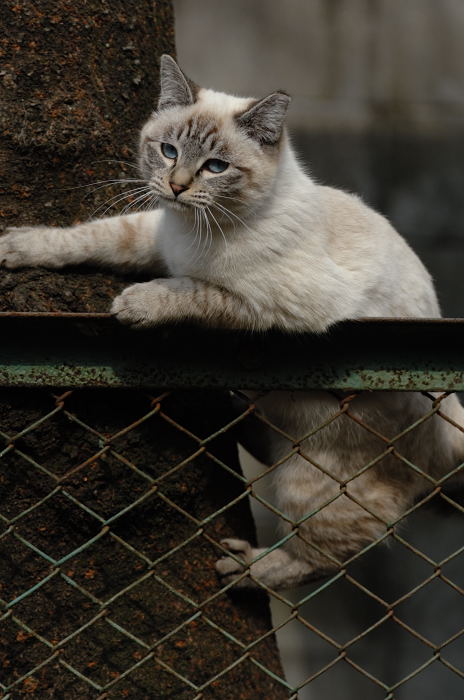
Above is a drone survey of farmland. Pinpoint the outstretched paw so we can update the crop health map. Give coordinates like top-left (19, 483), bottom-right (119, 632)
top-left (215, 538), bottom-right (255, 588)
top-left (0, 226), bottom-right (61, 269)
top-left (0, 228), bottom-right (32, 269)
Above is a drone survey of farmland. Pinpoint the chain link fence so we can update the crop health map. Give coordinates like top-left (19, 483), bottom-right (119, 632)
top-left (1, 314), bottom-right (463, 698)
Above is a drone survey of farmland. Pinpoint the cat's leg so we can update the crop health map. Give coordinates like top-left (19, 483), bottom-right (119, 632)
top-left (216, 539), bottom-right (316, 590)
top-left (112, 276), bottom-right (272, 329)
top-left (0, 211), bottom-right (164, 272)
top-left (216, 480), bottom-right (410, 591)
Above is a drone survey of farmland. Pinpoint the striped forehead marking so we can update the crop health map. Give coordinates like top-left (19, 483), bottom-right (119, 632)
top-left (175, 114), bottom-right (222, 153)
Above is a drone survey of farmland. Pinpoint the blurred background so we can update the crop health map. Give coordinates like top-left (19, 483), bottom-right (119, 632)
top-left (173, 1), bottom-right (463, 698)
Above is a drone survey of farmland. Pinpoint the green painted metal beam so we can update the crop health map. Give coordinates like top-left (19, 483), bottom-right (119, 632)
top-left (0, 313), bottom-right (463, 391)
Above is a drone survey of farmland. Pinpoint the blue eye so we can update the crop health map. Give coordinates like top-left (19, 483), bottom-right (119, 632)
top-left (161, 143), bottom-right (178, 159)
top-left (204, 159), bottom-right (229, 174)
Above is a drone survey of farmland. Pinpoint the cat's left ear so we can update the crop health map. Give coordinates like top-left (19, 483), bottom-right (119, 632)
top-left (158, 54), bottom-right (198, 110)
top-left (236, 91), bottom-right (291, 145)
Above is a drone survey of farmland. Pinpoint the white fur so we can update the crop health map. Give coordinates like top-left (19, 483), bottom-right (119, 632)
top-left (197, 87), bottom-right (253, 116)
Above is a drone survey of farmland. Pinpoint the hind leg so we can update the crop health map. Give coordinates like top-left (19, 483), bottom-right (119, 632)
top-left (216, 538), bottom-right (316, 590)
top-left (216, 482), bottom-right (409, 591)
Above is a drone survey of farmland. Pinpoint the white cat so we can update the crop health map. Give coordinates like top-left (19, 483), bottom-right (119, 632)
top-left (1, 55), bottom-right (463, 590)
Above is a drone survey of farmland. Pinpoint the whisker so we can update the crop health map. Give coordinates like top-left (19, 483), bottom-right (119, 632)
top-left (209, 202), bottom-right (236, 232)
top-left (195, 210), bottom-right (208, 264)
top-left (186, 208), bottom-right (200, 251)
top-left (139, 192), bottom-right (159, 213)
top-left (191, 209), bottom-right (205, 264)
top-left (144, 194), bottom-right (160, 212)
top-left (212, 201), bottom-right (254, 233)
top-left (191, 209), bottom-right (204, 261)
top-left (97, 185), bottom-right (151, 210)
top-left (216, 194), bottom-right (249, 205)
top-left (88, 187), bottom-right (150, 219)
top-left (207, 206), bottom-right (229, 252)
top-left (134, 191), bottom-right (159, 214)
top-left (91, 159), bottom-right (140, 172)
top-left (120, 189), bottom-right (154, 216)
top-left (90, 185), bottom-right (151, 219)
top-left (203, 208), bottom-right (213, 256)
top-left (64, 178), bottom-right (147, 193)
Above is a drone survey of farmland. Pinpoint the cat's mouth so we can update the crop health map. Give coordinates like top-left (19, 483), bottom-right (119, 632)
top-left (166, 198), bottom-right (191, 212)
top-left (160, 194), bottom-right (196, 214)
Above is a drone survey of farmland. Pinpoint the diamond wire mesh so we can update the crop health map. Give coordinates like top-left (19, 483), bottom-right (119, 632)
top-left (0, 384), bottom-right (463, 698)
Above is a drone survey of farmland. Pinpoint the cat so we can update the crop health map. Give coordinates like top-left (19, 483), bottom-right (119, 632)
top-left (1, 54), bottom-right (463, 590)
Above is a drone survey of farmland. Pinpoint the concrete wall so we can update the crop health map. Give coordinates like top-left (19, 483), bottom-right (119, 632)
top-left (174, 0), bottom-right (464, 133)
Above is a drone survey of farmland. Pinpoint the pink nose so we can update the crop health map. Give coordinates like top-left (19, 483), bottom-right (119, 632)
top-left (170, 182), bottom-right (189, 197)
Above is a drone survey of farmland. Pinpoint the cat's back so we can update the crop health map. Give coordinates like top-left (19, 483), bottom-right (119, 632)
top-left (316, 184), bottom-right (409, 264)
top-left (315, 184), bottom-right (440, 318)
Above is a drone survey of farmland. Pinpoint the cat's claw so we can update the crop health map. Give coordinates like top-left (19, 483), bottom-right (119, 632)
top-left (215, 538), bottom-right (254, 586)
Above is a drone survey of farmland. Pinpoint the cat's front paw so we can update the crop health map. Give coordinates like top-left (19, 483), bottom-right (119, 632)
top-left (111, 280), bottom-right (170, 328)
top-left (0, 226), bottom-right (58, 269)
top-left (0, 227), bottom-right (34, 269)
top-left (215, 538), bottom-right (256, 588)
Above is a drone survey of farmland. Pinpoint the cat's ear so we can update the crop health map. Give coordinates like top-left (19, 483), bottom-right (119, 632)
top-left (236, 91), bottom-right (291, 145)
top-left (158, 54), bottom-right (198, 110)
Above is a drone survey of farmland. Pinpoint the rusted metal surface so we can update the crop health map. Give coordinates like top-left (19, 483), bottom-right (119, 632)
top-left (1, 314), bottom-right (464, 391)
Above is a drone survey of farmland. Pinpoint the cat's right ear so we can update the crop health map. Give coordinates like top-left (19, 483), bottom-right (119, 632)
top-left (157, 55), bottom-right (198, 110)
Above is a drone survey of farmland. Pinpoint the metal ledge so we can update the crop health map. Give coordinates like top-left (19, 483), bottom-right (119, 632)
top-left (0, 313), bottom-right (463, 391)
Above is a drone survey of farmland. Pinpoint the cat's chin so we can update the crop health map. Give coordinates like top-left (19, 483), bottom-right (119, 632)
top-left (160, 197), bottom-right (193, 215)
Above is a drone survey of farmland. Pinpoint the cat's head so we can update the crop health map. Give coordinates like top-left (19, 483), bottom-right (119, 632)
top-left (139, 55), bottom-right (291, 220)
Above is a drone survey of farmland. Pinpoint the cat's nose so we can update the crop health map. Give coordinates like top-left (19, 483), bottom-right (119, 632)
top-left (170, 182), bottom-right (189, 197)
